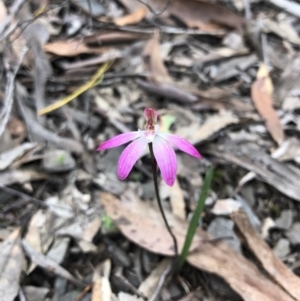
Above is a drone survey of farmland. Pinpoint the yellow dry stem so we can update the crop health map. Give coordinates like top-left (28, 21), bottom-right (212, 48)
top-left (38, 61), bottom-right (113, 116)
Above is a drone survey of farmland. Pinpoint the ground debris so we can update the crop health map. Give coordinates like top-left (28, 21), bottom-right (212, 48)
top-left (1, 0), bottom-right (300, 300)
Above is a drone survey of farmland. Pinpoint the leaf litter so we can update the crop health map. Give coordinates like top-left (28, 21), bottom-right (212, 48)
top-left (1, 0), bottom-right (300, 300)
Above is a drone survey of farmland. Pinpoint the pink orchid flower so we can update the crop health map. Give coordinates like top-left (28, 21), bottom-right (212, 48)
top-left (97, 108), bottom-right (201, 186)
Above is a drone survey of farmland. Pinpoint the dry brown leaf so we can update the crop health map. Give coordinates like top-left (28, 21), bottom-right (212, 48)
top-left (187, 232), bottom-right (294, 301)
top-left (99, 191), bottom-right (294, 301)
top-left (114, 7), bottom-right (147, 26)
top-left (143, 30), bottom-right (172, 84)
top-left (232, 210), bottom-right (300, 301)
top-left (0, 229), bottom-right (24, 301)
top-left (43, 40), bottom-right (108, 56)
top-left (251, 65), bottom-right (284, 145)
top-left (100, 191), bottom-right (199, 256)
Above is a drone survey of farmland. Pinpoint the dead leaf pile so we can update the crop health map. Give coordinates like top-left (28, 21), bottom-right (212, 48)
top-left (1, 0), bottom-right (300, 300)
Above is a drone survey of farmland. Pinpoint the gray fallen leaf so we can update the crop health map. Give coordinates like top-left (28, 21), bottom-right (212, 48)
top-left (213, 54), bottom-right (257, 83)
top-left (0, 142), bottom-right (38, 170)
top-left (234, 194), bottom-right (261, 231)
top-left (275, 210), bottom-right (293, 230)
top-left (52, 277), bottom-right (68, 301)
top-left (0, 229), bottom-right (24, 301)
top-left (45, 196), bottom-right (74, 219)
top-left (22, 240), bottom-right (83, 287)
top-left (23, 286), bottom-right (49, 301)
top-left (42, 150), bottom-right (76, 172)
top-left (207, 217), bottom-right (241, 252)
top-left (47, 238), bottom-right (70, 264)
top-left (205, 142), bottom-right (300, 201)
top-left (273, 238), bottom-right (290, 258)
top-left (71, 0), bottom-right (106, 16)
top-left (286, 222), bottom-right (300, 245)
top-left (118, 292), bottom-right (144, 301)
top-left (262, 18), bottom-right (300, 45)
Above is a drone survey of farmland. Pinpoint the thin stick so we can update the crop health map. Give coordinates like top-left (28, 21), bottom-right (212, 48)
top-left (148, 143), bottom-right (178, 257)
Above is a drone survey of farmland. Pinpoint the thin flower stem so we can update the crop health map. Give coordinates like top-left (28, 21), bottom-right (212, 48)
top-left (148, 143), bottom-right (178, 257)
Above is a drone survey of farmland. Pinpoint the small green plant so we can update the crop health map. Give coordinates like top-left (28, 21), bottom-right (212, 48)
top-left (58, 152), bottom-right (66, 164)
top-left (102, 214), bottom-right (116, 231)
top-left (179, 166), bottom-right (214, 269)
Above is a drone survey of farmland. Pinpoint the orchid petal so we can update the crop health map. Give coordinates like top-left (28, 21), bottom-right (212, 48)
top-left (159, 133), bottom-right (201, 158)
top-left (118, 136), bottom-right (148, 180)
top-left (144, 108), bottom-right (158, 123)
top-left (97, 131), bottom-right (141, 151)
top-left (153, 136), bottom-right (177, 186)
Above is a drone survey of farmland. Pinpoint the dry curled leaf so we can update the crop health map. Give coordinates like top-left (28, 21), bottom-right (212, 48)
top-left (251, 64), bottom-right (284, 145)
